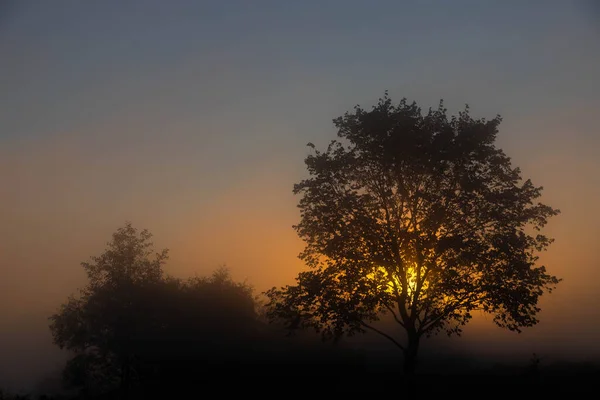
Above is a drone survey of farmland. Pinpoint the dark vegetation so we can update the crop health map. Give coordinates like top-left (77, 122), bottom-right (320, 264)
top-left (41, 223), bottom-right (369, 398)
top-left (1, 222), bottom-right (597, 399)
top-left (267, 93), bottom-right (560, 375)
top-left (4, 96), bottom-right (597, 398)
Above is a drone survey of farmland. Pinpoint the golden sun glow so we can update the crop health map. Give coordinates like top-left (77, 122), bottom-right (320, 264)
top-left (367, 265), bottom-right (429, 299)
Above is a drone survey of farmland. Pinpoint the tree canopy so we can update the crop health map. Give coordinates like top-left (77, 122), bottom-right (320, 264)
top-left (266, 93), bottom-right (561, 374)
top-left (49, 223), bottom-right (259, 394)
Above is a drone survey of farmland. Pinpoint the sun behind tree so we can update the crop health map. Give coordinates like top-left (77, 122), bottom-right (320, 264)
top-left (266, 92), bottom-right (561, 375)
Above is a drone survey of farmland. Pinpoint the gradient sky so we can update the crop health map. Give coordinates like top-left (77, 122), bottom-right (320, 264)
top-left (1, 0), bottom-right (600, 391)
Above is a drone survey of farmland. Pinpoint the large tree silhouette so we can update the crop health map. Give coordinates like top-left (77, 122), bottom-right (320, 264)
top-left (266, 93), bottom-right (561, 375)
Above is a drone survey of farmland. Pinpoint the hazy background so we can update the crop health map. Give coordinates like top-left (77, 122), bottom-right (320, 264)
top-left (1, 0), bottom-right (599, 391)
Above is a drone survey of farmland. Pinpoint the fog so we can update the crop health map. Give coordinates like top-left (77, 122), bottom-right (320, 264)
top-left (1, 0), bottom-right (599, 392)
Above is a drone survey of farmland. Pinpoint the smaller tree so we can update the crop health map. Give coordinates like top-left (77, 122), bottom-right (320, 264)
top-left (50, 223), bottom-right (264, 393)
top-left (49, 222), bottom-right (169, 393)
top-left (142, 267), bottom-right (261, 383)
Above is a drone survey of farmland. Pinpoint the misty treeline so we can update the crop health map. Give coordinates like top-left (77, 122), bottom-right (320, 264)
top-left (46, 223), bottom-right (363, 398)
top-left (34, 93), bottom-right (571, 398)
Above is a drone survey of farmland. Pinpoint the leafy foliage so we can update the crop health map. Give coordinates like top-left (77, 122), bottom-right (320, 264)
top-left (266, 93), bottom-right (560, 372)
top-left (49, 223), bottom-right (259, 393)
top-left (49, 223), bottom-right (168, 391)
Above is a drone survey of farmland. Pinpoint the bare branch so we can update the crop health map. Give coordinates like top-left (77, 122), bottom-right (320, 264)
top-left (418, 294), bottom-right (479, 334)
top-left (360, 321), bottom-right (405, 351)
top-left (384, 303), bottom-right (406, 328)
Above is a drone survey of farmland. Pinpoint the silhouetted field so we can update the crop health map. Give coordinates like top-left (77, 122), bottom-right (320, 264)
top-left (3, 348), bottom-right (598, 399)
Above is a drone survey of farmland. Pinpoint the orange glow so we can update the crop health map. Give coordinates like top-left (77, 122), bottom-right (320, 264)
top-left (366, 265), bottom-right (429, 299)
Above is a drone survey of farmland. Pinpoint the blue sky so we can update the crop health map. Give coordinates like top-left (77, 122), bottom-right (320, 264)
top-left (1, 0), bottom-right (600, 390)
top-left (3, 0), bottom-right (598, 143)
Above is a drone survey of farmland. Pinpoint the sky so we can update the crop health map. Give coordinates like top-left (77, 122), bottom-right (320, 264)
top-left (1, 0), bottom-right (600, 391)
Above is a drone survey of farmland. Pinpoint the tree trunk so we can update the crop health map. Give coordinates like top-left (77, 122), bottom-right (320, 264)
top-left (120, 357), bottom-right (130, 399)
top-left (403, 331), bottom-right (420, 377)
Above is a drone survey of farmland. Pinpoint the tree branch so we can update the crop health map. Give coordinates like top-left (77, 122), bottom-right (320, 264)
top-left (418, 304), bottom-right (431, 331)
top-left (418, 294), bottom-right (476, 334)
top-left (411, 241), bottom-right (426, 320)
top-left (384, 267), bottom-right (410, 324)
top-left (384, 303), bottom-right (406, 328)
top-left (360, 321), bottom-right (405, 351)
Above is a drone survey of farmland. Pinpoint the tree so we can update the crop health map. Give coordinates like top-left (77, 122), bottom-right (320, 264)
top-left (266, 93), bottom-right (561, 375)
top-left (49, 222), bottom-right (169, 394)
top-left (49, 223), bottom-right (263, 394)
top-left (143, 266), bottom-right (260, 378)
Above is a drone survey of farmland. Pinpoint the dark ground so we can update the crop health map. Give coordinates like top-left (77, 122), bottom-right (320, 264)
top-left (3, 358), bottom-right (598, 399)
